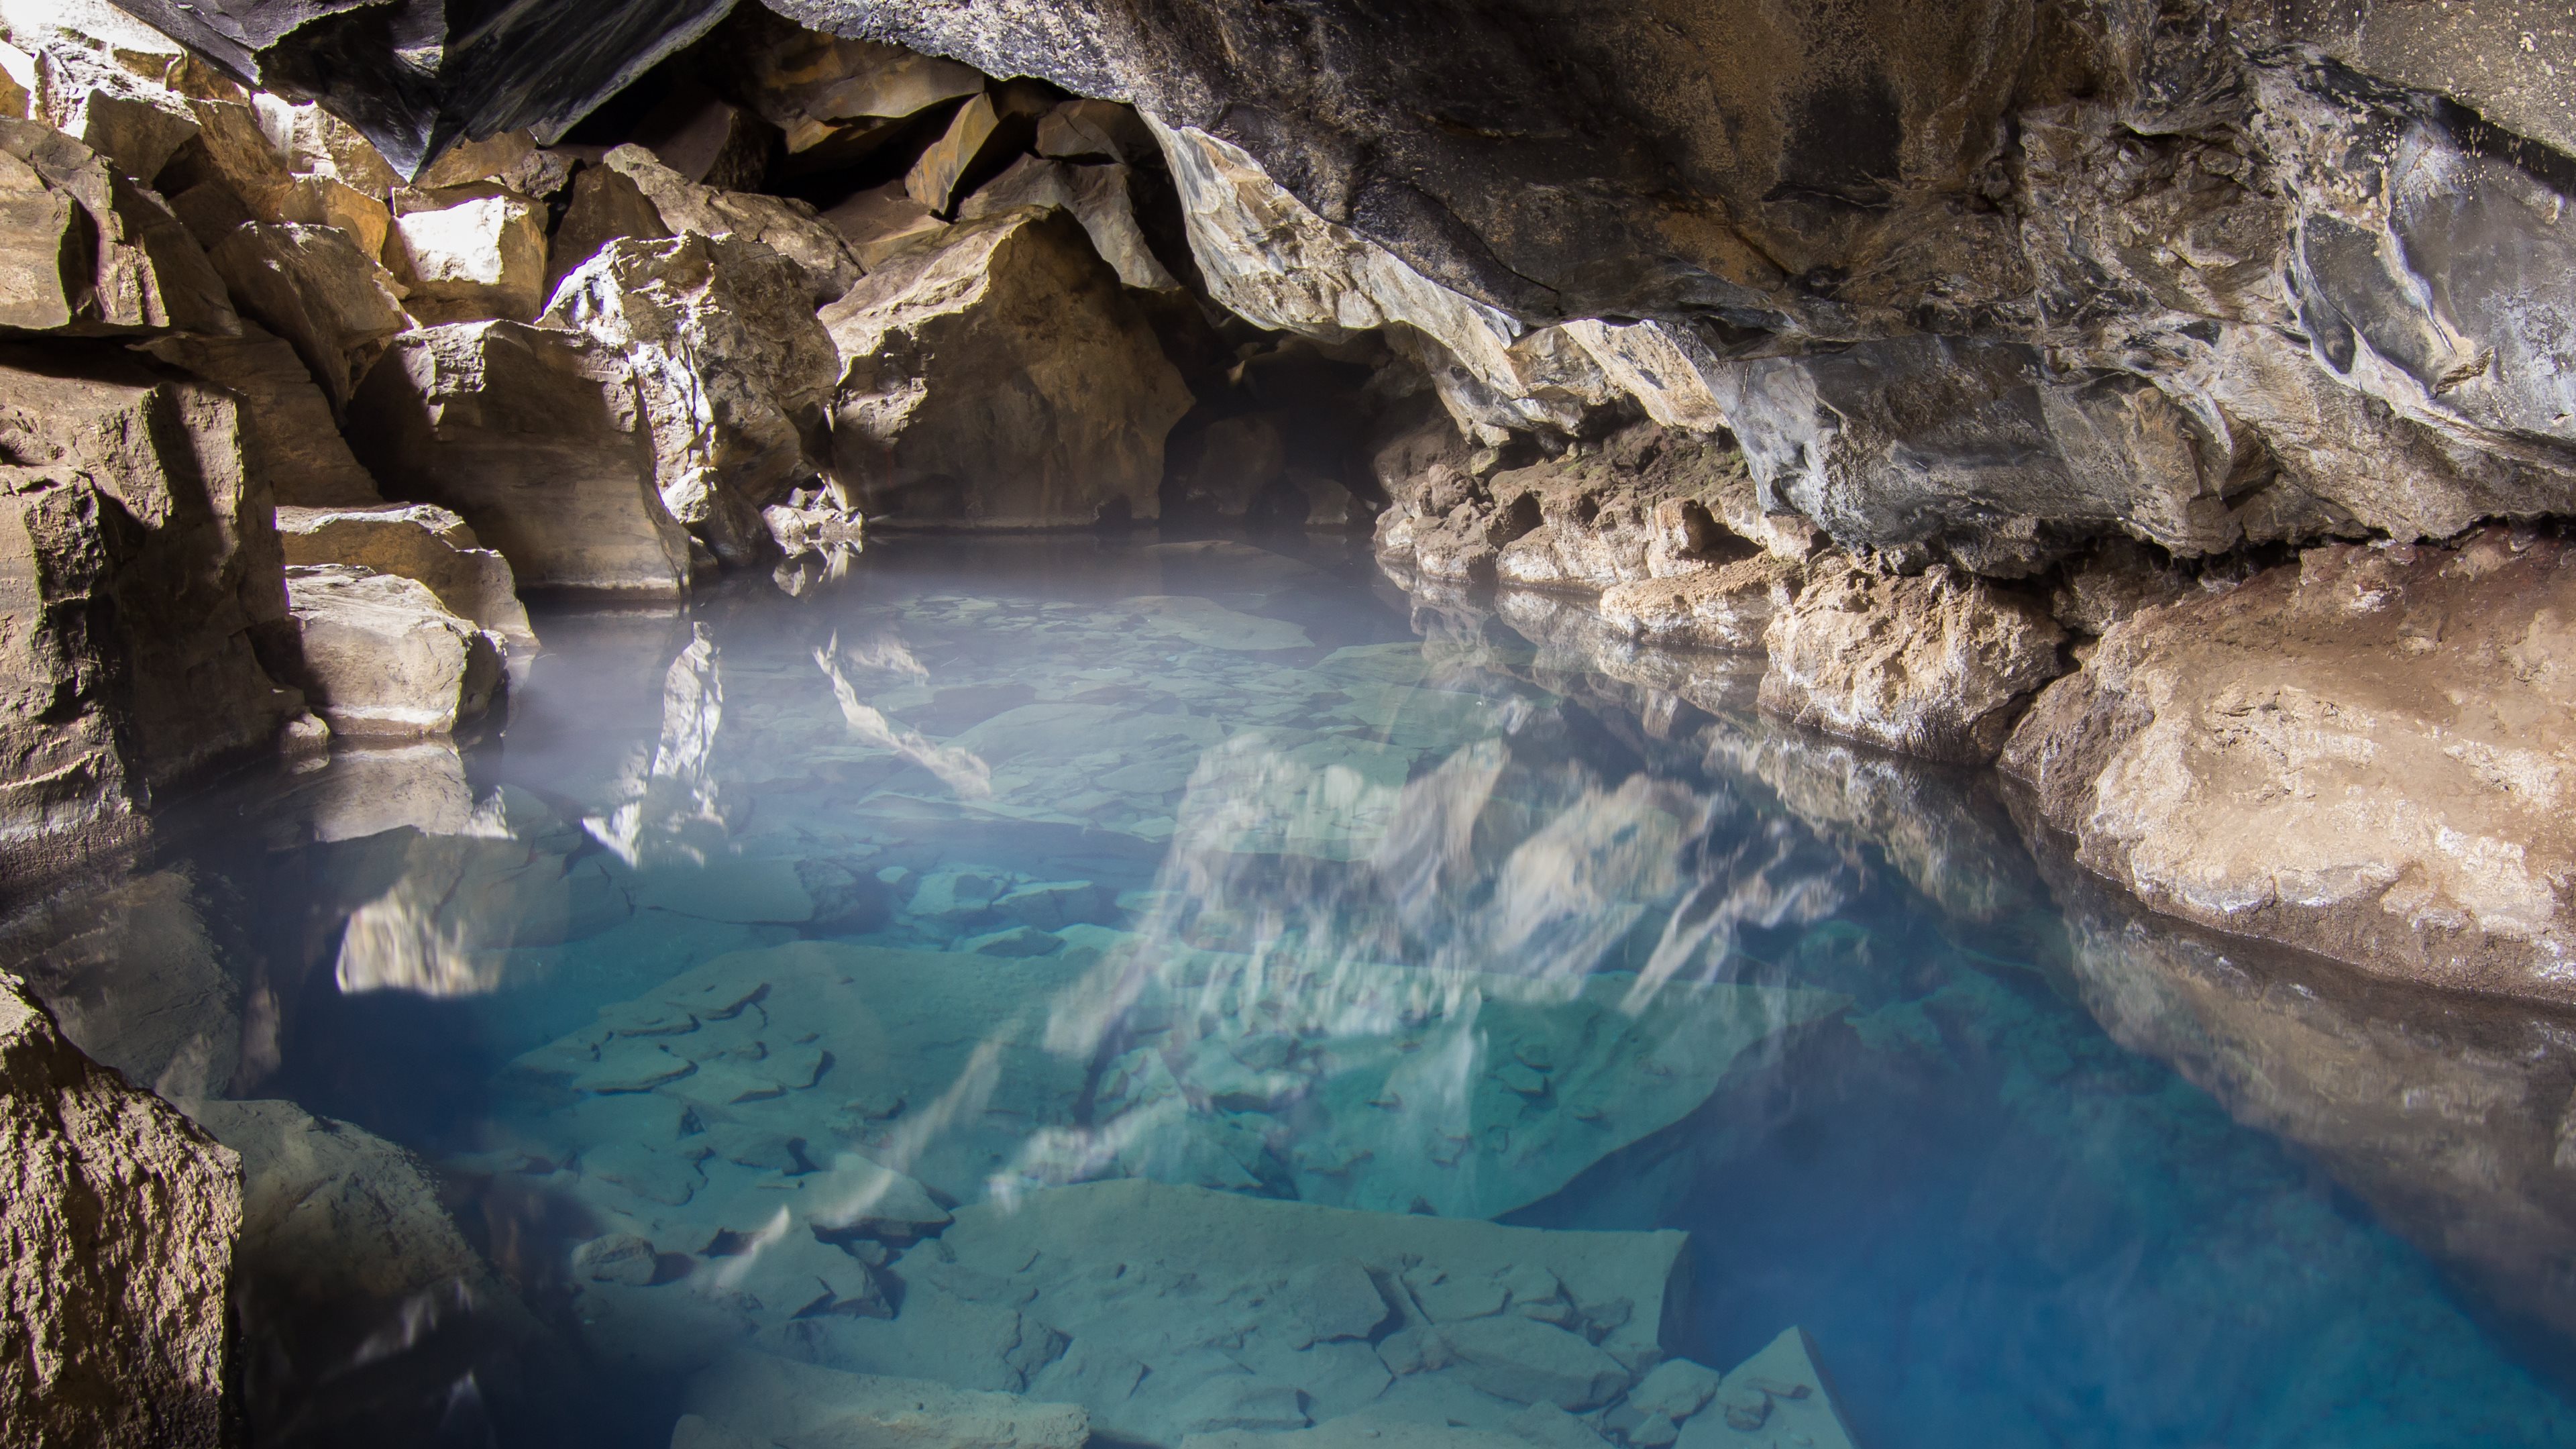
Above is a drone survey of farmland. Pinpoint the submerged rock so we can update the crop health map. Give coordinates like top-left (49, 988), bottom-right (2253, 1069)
top-left (347, 321), bottom-right (696, 598)
top-left (822, 207), bottom-right (1193, 528)
top-left (543, 231), bottom-right (840, 567)
top-left (282, 564), bottom-right (504, 737)
top-left (0, 974), bottom-right (239, 1449)
top-left (682, 1354), bottom-right (1090, 1449)
top-left (1759, 557), bottom-right (2068, 765)
top-left (2004, 531), bottom-right (2576, 1005)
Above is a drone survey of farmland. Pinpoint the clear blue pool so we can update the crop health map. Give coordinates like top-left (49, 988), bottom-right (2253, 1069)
top-left (56, 537), bottom-right (2576, 1447)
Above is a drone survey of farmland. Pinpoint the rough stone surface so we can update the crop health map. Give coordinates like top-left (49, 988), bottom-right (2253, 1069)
top-left (821, 181), bottom-right (949, 268)
top-left (201, 217), bottom-right (407, 408)
top-left (544, 231), bottom-right (841, 566)
top-left (0, 345), bottom-right (301, 793)
top-left (283, 564), bottom-right (503, 737)
top-left (822, 207), bottom-right (1193, 528)
top-left (0, 973), bottom-right (239, 1449)
top-left (606, 144), bottom-right (862, 305)
top-left (706, 5), bottom-right (983, 165)
top-left (0, 116), bottom-right (233, 336)
top-left (958, 152), bottom-right (1179, 292)
top-left (385, 186), bottom-right (549, 323)
top-left (347, 321), bottom-right (695, 598)
top-left (546, 162), bottom-right (672, 296)
top-left (1760, 557), bottom-right (2068, 765)
top-left (139, 321), bottom-right (381, 506)
top-left (2003, 531), bottom-right (2576, 1006)
top-left (276, 503), bottom-right (535, 652)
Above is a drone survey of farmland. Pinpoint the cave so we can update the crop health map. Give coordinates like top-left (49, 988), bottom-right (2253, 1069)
top-left (3, 3), bottom-right (2575, 1446)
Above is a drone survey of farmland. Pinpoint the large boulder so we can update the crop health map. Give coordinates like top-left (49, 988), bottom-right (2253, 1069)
top-left (0, 974), bottom-right (239, 1449)
top-left (276, 503), bottom-right (535, 653)
top-left (1758, 556), bottom-right (2068, 764)
top-left (347, 321), bottom-right (696, 598)
top-left (282, 564), bottom-right (504, 737)
top-left (2002, 531), bottom-right (2576, 1006)
top-left (957, 152), bottom-right (1181, 292)
top-left (0, 345), bottom-right (303, 799)
top-left (199, 219), bottom-right (408, 408)
top-left (384, 184), bottom-right (549, 323)
top-left (821, 206), bottom-right (1193, 528)
top-left (543, 231), bottom-right (841, 567)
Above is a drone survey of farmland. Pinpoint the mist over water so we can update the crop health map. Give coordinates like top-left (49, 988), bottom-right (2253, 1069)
top-left (34, 536), bottom-right (2576, 1448)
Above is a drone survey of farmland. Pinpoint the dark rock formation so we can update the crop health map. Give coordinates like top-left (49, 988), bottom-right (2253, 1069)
top-left (0, 974), bottom-right (239, 1449)
top-left (104, 0), bottom-right (738, 178)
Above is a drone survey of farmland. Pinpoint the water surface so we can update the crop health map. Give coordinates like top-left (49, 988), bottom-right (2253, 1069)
top-left (28, 537), bottom-right (2576, 1448)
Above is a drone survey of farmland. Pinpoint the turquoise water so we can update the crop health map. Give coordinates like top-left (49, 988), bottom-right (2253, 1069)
top-left (45, 537), bottom-right (2576, 1446)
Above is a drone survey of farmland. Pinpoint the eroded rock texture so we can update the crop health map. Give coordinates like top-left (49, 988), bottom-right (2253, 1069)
top-left (2004, 531), bottom-right (2576, 1004)
top-left (0, 974), bottom-right (239, 1449)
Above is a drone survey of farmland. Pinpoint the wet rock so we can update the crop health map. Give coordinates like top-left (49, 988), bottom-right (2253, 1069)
top-left (282, 564), bottom-right (504, 737)
top-left (604, 144), bottom-right (861, 305)
top-left (543, 232), bottom-right (839, 568)
top-left (822, 207), bottom-right (1193, 529)
top-left (0, 975), bottom-right (239, 1449)
top-left (276, 504), bottom-right (535, 653)
top-left (347, 321), bottom-right (696, 598)
top-left (1759, 557), bottom-right (2068, 764)
top-left (684, 1352), bottom-right (1089, 1449)
top-left (2002, 532), bottom-right (2576, 1006)
top-left (0, 869), bottom-right (240, 1104)
top-left (139, 321), bottom-right (381, 506)
top-left (201, 219), bottom-right (407, 407)
top-left (959, 153), bottom-right (1181, 292)
top-left (0, 345), bottom-right (303, 792)
top-left (0, 117), bottom-right (233, 335)
top-left (384, 184), bottom-right (549, 323)
top-left (545, 162), bottom-right (672, 296)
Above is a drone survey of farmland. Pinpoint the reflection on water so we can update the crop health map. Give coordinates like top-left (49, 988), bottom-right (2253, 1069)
top-left (9, 537), bottom-right (2576, 1448)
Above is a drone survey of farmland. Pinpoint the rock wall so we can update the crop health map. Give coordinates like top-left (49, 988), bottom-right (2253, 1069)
top-left (0, 973), bottom-right (239, 1449)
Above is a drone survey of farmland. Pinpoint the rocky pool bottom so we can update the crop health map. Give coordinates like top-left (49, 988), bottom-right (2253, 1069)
top-left (11, 537), bottom-right (2576, 1449)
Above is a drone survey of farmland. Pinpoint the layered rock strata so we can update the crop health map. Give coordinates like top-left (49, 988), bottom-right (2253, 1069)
top-left (0, 974), bottom-right (239, 1449)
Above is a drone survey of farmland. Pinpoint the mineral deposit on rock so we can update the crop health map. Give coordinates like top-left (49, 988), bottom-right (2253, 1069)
top-left (1760, 557), bottom-right (2068, 765)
